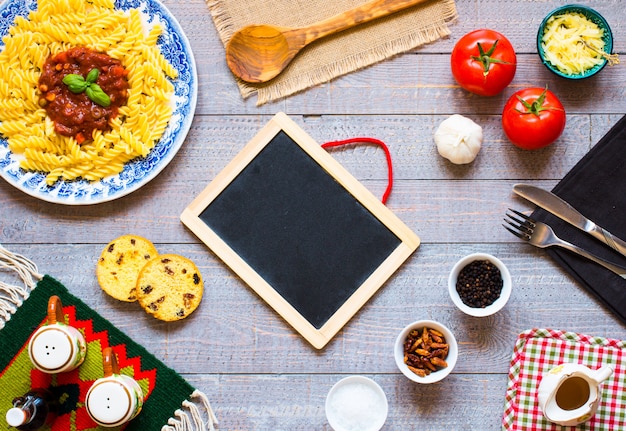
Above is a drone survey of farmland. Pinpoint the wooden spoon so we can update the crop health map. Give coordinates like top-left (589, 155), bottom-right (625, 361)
top-left (226, 0), bottom-right (434, 83)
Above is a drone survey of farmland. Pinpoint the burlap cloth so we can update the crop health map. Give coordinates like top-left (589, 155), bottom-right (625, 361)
top-left (206, 0), bottom-right (458, 105)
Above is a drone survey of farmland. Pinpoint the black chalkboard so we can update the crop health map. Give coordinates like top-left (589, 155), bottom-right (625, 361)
top-left (181, 113), bottom-right (419, 348)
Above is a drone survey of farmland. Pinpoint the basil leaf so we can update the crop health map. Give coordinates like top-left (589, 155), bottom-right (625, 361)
top-left (86, 68), bottom-right (99, 84)
top-left (62, 70), bottom-right (111, 107)
top-left (85, 84), bottom-right (111, 107)
top-left (62, 74), bottom-right (89, 93)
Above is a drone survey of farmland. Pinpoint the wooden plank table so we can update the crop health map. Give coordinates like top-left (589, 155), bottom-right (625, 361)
top-left (1, 0), bottom-right (625, 429)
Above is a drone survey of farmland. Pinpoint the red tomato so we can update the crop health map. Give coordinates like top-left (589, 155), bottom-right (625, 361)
top-left (451, 29), bottom-right (517, 96)
top-left (502, 87), bottom-right (566, 150)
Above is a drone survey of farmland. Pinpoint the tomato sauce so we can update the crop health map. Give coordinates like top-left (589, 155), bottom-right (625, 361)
top-left (38, 47), bottom-right (129, 144)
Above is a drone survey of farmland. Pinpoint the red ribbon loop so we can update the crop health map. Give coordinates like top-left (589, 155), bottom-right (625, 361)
top-left (321, 137), bottom-right (393, 205)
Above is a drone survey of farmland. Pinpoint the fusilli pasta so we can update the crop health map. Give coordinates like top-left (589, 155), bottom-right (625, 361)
top-left (0, 0), bottom-right (178, 185)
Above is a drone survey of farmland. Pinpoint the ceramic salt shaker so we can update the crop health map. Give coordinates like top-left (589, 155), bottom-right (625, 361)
top-left (28, 295), bottom-right (87, 374)
top-left (85, 347), bottom-right (144, 427)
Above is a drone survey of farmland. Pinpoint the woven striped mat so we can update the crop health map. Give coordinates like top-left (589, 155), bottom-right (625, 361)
top-left (0, 247), bottom-right (217, 430)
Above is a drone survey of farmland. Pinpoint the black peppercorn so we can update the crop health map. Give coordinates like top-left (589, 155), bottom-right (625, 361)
top-left (455, 259), bottom-right (503, 308)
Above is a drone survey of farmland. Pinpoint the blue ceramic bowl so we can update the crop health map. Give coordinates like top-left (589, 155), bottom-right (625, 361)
top-left (537, 5), bottom-right (613, 79)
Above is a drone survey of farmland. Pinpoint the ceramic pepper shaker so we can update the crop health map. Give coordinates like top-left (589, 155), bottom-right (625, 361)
top-left (28, 295), bottom-right (87, 374)
top-left (85, 347), bottom-right (144, 427)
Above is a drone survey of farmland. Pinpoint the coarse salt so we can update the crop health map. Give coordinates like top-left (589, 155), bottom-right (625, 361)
top-left (327, 381), bottom-right (386, 431)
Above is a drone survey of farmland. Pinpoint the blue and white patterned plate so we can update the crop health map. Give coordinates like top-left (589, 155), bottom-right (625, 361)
top-left (0, 0), bottom-right (197, 205)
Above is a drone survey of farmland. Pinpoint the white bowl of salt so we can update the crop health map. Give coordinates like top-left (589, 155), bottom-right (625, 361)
top-left (325, 375), bottom-right (388, 431)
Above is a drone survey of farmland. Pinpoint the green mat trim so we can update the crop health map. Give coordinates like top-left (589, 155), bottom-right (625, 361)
top-left (0, 274), bottom-right (215, 430)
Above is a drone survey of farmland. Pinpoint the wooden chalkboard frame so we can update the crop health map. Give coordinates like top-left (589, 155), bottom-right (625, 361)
top-left (181, 112), bottom-right (419, 349)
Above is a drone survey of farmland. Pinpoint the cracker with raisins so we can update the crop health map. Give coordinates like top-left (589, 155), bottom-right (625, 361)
top-left (97, 235), bottom-right (158, 302)
top-left (136, 254), bottom-right (203, 321)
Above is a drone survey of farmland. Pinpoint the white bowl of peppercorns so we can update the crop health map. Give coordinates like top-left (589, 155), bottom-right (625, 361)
top-left (448, 253), bottom-right (512, 317)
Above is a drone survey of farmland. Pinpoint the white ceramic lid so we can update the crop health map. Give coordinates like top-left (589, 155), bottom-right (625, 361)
top-left (86, 380), bottom-right (133, 426)
top-left (29, 328), bottom-right (74, 372)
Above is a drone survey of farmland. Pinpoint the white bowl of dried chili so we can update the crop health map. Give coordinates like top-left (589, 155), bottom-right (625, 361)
top-left (448, 253), bottom-right (512, 317)
top-left (394, 320), bottom-right (458, 384)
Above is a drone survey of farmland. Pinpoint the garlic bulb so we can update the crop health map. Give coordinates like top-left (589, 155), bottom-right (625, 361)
top-left (434, 114), bottom-right (483, 164)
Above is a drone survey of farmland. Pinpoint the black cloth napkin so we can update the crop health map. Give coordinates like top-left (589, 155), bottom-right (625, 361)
top-left (531, 115), bottom-right (626, 326)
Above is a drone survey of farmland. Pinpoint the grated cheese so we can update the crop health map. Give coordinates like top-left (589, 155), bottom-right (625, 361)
top-left (541, 12), bottom-right (606, 75)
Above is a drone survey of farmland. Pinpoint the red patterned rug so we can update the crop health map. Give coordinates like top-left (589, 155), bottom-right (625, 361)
top-left (0, 247), bottom-right (217, 430)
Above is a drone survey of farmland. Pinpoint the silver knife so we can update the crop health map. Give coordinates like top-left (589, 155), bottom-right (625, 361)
top-left (513, 183), bottom-right (626, 258)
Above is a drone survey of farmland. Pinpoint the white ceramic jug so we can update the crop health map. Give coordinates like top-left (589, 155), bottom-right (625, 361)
top-left (537, 363), bottom-right (613, 426)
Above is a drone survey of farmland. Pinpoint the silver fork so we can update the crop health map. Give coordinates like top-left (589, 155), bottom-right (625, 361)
top-left (504, 208), bottom-right (626, 279)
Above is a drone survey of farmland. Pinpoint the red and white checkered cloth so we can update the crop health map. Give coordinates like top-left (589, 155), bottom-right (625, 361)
top-left (502, 328), bottom-right (626, 430)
